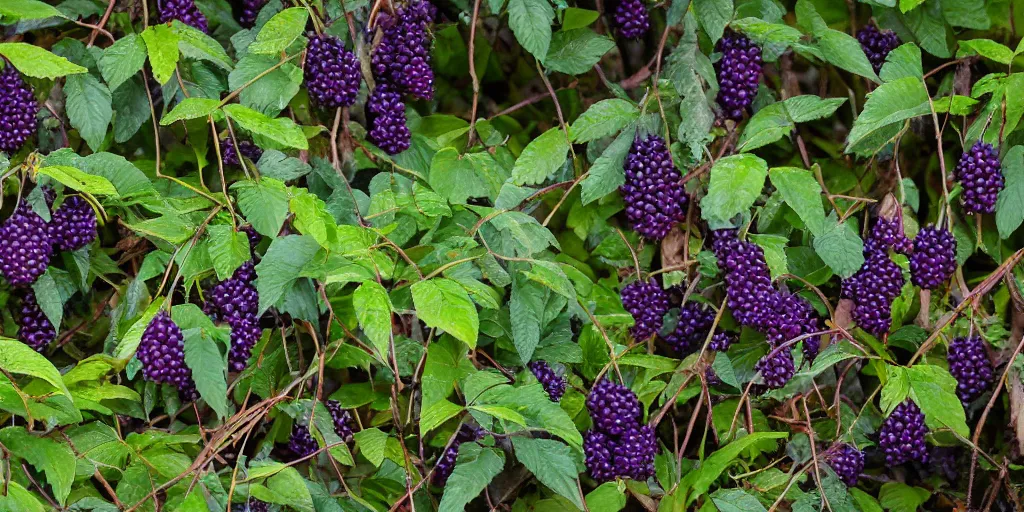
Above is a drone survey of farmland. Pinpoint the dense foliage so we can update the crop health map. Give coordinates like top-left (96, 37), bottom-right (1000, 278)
top-left (2, 0), bottom-right (1024, 511)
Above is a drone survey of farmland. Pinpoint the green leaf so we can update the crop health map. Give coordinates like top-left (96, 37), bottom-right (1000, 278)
top-left (900, 0), bottom-right (925, 12)
top-left (512, 437), bottom-right (585, 510)
top-left (429, 147), bottom-right (489, 205)
top-left (255, 235), bottom-right (322, 314)
top-left (712, 489), bottom-right (768, 512)
top-left (0, 428), bottom-right (76, 505)
top-left (769, 166), bottom-right (826, 236)
top-left (700, 154), bottom-right (769, 225)
top-left (31, 270), bottom-right (65, 329)
top-left (679, 431), bottom-right (788, 505)
top-left (880, 43), bottom-right (923, 82)
top-left (996, 145), bottom-right (1024, 238)
top-left (846, 77), bottom-right (930, 155)
top-left (65, 74), bottom-right (113, 152)
top-left (257, 467), bottom-right (315, 512)
top-left (160, 97), bottom-right (221, 125)
top-left (229, 55), bottom-right (302, 116)
top-left (812, 214), bottom-right (864, 279)
top-left (249, 7), bottom-right (308, 55)
top-left (0, 42), bottom-right (86, 79)
top-left (523, 261), bottom-right (575, 299)
top-left (437, 445), bottom-right (505, 512)
top-left (817, 29), bottom-right (879, 81)
top-left (140, 24), bottom-right (180, 85)
top-left (232, 177), bottom-right (290, 237)
top-left (512, 127), bottom-right (570, 186)
top-left (353, 428), bottom-right (389, 467)
top-left (0, 338), bottom-right (73, 400)
top-left (878, 482), bottom-right (930, 512)
top-left (880, 365), bottom-right (910, 415)
top-left (224, 104), bottom-right (308, 150)
top-left (176, 303), bottom-right (231, 418)
top-left (114, 298), bottom-right (164, 361)
top-left (507, 0), bottom-right (554, 60)
top-left (562, 7), bottom-right (600, 30)
top-left (172, 21), bottom-right (233, 72)
top-left (580, 128), bottom-right (632, 204)
top-left (207, 225), bottom-right (251, 280)
top-left (586, 482), bottom-right (626, 512)
top-left (571, 99), bottom-right (639, 143)
top-left (748, 234), bottom-right (789, 280)
top-left (907, 364), bottom-right (968, 437)
top-left (353, 281), bottom-right (394, 356)
top-left (421, 399), bottom-right (464, 435)
top-left (511, 274), bottom-right (545, 364)
top-left (957, 39), bottom-right (1014, 65)
top-left (0, 0), bottom-right (63, 22)
top-left (98, 34), bottom-right (147, 91)
top-left (544, 29), bottom-right (615, 75)
top-left (411, 278), bottom-right (479, 348)
top-left (37, 166), bottom-right (118, 196)
top-left (693, 0), bottom-right (733, 42)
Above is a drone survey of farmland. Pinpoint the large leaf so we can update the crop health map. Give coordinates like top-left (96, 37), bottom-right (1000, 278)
top-left (507, 0), bottom-right (554, 60)
top-left (0, 42), bottom-right (86, 78)
top-left (0, 428), bottom-right (76, 505)
top-left (512, 437), bottom-right (585, 509)
top-left (512, 127), bottom-right (570, 186)
top-left (701, 154), bottom-right (769, 226)
top-left (411, 278), bottom-right (480, 348)
top-left (437, 444), bottom-right (505, 512)
top-left (352, 281), bottom-right (394, 356)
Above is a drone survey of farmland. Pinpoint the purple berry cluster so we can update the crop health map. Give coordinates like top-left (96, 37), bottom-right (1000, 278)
top-left (206, 260), bottom-right (261, 371)
top-left (955, 141), bottom-right (1004, 214)
top-left (0, 64), bottom-right (38, 154)
top-left (825, 443), bottom-right (864, 487)
top-left (662, 301), bottom-right (714, 356)
top-left (0, 204), bottom-right (51, 286)
top-left (856, 23), bottom-right (900, 73)
top-left (863, 215), bottom-right (912, 256)
top-left (583, 380), bottom-right (656, 482)
top-left (529, 361), bottom-right (566, 402)
top-left (158, 0), bottom-right (208, 33)
top-left (909, 225), bottom-right (957, 290)
top-left (371, 1), bottom-right (435, 101)
top-left (16, 291), bottom-right (55, 352)
top-left (367, 85), bottom-right (411, 155)
top-left (288, 424), bottom-right (319, 459)
top-left (766, 292), bottom-right (821, 361)
top-left (711, 230), bottom-right (776, 330)
top-left (708, 332), bottom-right (733, 352)
top-left (878, 400), bottom-right (929, 466)
top-left (304, 34), bottom-right (362, 109)
top-left (843, 217), bottom-right (909, 336)
top-left (619, 134), bottom-right (687, 240)
top-left (232, 499), bottom-right (269, 512)
top-left (715, 29), bottom-right (762, 120)
top-left (238, 0), bottom-right (268, 28)
top-left (613, 0), bottom-right (650, 39)
top-left (947, 335), bottom-right (994, 404)
top-left (49, 196), bottom-right (97, 252)
top-left (222, 138), bottom-right (263, 167)
top-left (137, 311), bottom-right (199, 398)
top-left (754, 348), bottom-right (795, 389)
top-left (621, 278), bottom-right (669, 341)
top-left (432, 424), bottom-right (482, 486)
top-left (326, 399), bottom-right (356, 441)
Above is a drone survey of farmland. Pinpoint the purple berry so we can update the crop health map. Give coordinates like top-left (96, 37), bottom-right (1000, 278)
top-left (325, 399), bottom-right (356, 441)
top-left (432, 424), bottom-right (481, 486)
top-left (947, 335), bottom-right (994, 404)
top-left (529, 361), bottom-right (566, 402)
top-left (583, 430), bottom-right (616, 482)
top-left (222, 138), bottom-right (263, 167)
top-left (226, 311), bottom-right (261, 372)
top-left (305, 34), bottom-right (362, 109)
top-left (613, 0), bottom-right (650, 39)
top-left (241, 225), bottom-right (261, 253)
top-left (863, 216), bottom-right (912, 256)
top-left (825, 443), bottom-right (864, 487)
top-left (705, 368), bottom-right (722, 386)
top-left (708, 332), bottom-right (733, 352)
top-left (0, 204), bottom-right (52, 286)
top-left (765, 293), bottom-right (819, 347)
top-left (232, 499), bottom-right (269, 512)
top-left (620, 278), bottom-right (669, 341)
top-left (754, 349), bottom-right (795, 389)
top-left (586, 379), bottom-right (641, 436)
top-left (856, 23), bottom-right (900, 73)
top-left (955, 141), bottom-right (1004, 214)
top-left (844, 220), bottom-right (907, 336)
top-left (238, 0), bottom-right (268, 28)
top-left (288, 424), bottom-right (319, 459)
top-left (662, 301), bottom-right (714, 356)
top-left (711, 230), bottom-right (777, 330)
top-left (878, 399), bottom-right (929, 466)
top-left (619, 134), bottom-right (687, 240)
top-left (909, 225), bottom-right (957, 290)
top-left (371, 1), bottom-right (435, 100)
top-left (715, 29), bottom-right (762, 120)
top-left (16, 290), bottom-right (55, 352)
top-left (137, 311), bottom-right (198, 395)
top-left (158, 0), bottom-right (208, 33)
top-left (48, 196), bottom-right (97, 252)
top-left (0, 64), bottom-right (37, 154)
top-left (205, 260), bottom-right (262, 371)
top-left (367, 85), bottom-right (411, 155)
top-left (612, 424), bottom-right (657, 481)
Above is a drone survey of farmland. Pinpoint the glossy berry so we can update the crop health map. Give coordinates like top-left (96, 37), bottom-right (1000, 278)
top-left (863, 216), bottom-right (912, 256)
top-left (765, 292), bottom-right (819, 349)
top-left (367, 85), bottom-right (411, 155)
top-left (0, 204), bottom-right (52, 286)
top-left (663, 301), bottom-right (714, 356)
top-left (226, 312), bottom-right (261, 372)
top-left (955, 141), bottom-right (1004, 214)
top-left (232, 499), bottom-right (269, 512)
top-left (705, 368), bottom-right (722, 387)
top-left (844, 221), bottom-right (907, 336)
top-left (715, 29), bottom-right (762, 120)
top-left (432, 424), bottom-right (481, 486)
top-left (825, 444), bottom-right (864, 487)
top-left (238, 0), bottom-right (268, 28)
top-left (613, 0), bottom-right (650, 39)
top-left (205, 259), bottom-right (262, 371)
top-left (49, 196), bottom-right (97, 252)
top-left (0, 64), bottom-right (38, 154)
top-left (586, 379), bottom-right (641, 436)
top-left (158, 0), bottom-right (208, 33)
top-left (755, 349), bottom-right (795, 389)
top-left (711, 230), bottom-right (777, 330)
top-left (288, 424), bottom-right (319, 459)
top-left (529, 361), bottom-right (566, 402)
top-left (137, 311), bottom-right (197, 395)
top-left (621, 278), bottom-right (669, 341)
top-left (325, 399), bottom-right (356, 441)
top-left (909, 225), bottom-right (957, 290)
top-left (583, 430), bottom-right (616, 482)
top-left (305, 34), bottom-right (362, 108)
top-left (612, 424), bottom-right (657, 481)
top-left (856, 23), bottom-right (900, 73)
top-left (222, 138), bottom-right (263, 166)
top-left (619, 135), bottom-right (687, 240)
top-left (708, 332), bottom-right (733, 352)
top-left (16, 290), bottom-right (55, 352)
top-left (241, 225), bottom-right (261, 253)
top-left (878, 400), bottom-right (929, 466)
top-left (371, 2), bottom-right (435, 100)
top-left (947, 335), bottom-right (994, 403)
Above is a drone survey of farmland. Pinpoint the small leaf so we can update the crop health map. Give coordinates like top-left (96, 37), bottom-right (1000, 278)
top-left (437, 445), bottom-right (506, 512)
top-left (353, 281), bottom-right (394, 356)
top-left (255, 235), bottom-right (322, 314)
top-left (693, 0), bottom-right (733, 42)
top-left (907, 364), bottom-right (968, 437)
top-left (232, 177), bottom-right (291, 237)
top-left (580, 128), bottom-right (632, 204)
top-left (161, 97), bottom-right (221, 125)
top-left (37, 166), bottom-right (118, 196)
top-left (879, 482), bottom-right (931, 512)
top-left (996, 145), bottom-right (1024, 238)
top-left (512, 127), bottom-right (570, 186)
top-left (207, 225), bottom-right (250, 280)
top-left (769, 166), bottom-right (826, 236)
top-left (64, 74), bottom-right (113, 152)
top-left (411, 278), bottom-right (479, 348)
top-left (0, 42), bottom-right (86, 78)
top-left (224, 104), bottom-right (308, 150)
top-left (507, 0), bottom-right (554, 60)
top-left (98, 34), bottom-right (147, 91)
top-left (141, 24), bottom-right (180, 85)
top-left (570, 99), bottom-right (639, 143)
top-left (249, 7), bottom-right (309, 55)
top-left (353, 428), bottom-right (388, 467)
top-left (512, 437), bottom-right (585, 510)
top-left (544, 29), bottom-right (615, 75)
top-left (712, 489), bottom-right (768, 512)
top-left (178, 304), bottom-right (231, 419)
top-left (812, 214), bottom-right (865, 279)
top-left (701, 154), bottom-right (769, 225)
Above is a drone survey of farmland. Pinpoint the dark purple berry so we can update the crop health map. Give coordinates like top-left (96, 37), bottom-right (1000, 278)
top-left (662, 301), bottom-right (714, 356)
top-left (232, 499), bottom-right (270, 512)
top-left (205, 260), bottom-right (262, 371)
top-left (226, 311), bottom-right (261, 372)
top-left (613, 0), bottom-right (650, 39)
top-left (711, 230), bottom-right (777, 330)
top-left (137, 311), bottom-right (197, 395)
top-left (825, 443), bottom-right (864, 487)
top-left (241, 225), bottom-right (260, 253)
top-left (947, 335), bottom-right (994, 404)
top-left (48, 196), bottom-right (97, 252)
top-left (619, 134), bottom-right (687, 240)
top-left (288, 424), bottom-right (319, 459)
top-left (222, 138), bottom-right (263, 167)
top-left (305, 34), bottom-right (362, 109)
top-left (583, 430), bottom-right (616, 482)
top-left (705, 368), bottom-right (722, 386)
top-left (367, 85), bottom-right (411, 155)
top-left (715, 29), bottom-right (762, 120)
top-left (856, 23), bottom-right (900, 73)
top-left (620, 278), bottom-right (669, 341)
top-left (754, 349), bottom-right (795, 389)
top-left (765, 292), bottom-right (819, 348)
top-left (863, 216), bottom-right (912, 255)
top-left (844, 237), bottom-right (905, 336)
top-left (158, 0), bottom-right (208, 33)
top-left (325, 399), bottom-right (356, 441)
top-left (878, 399), bottom-right (929, 466)
top-left (586, 379), bottom-right (641, 436)
top-left (432, 424), bottom-right (481, 486)
top-left (238, 0), bottom-right (268, 28)
top-left (16, 290), bottom-right (55, 352)
top-left (0, 203), bottom-right (52, 286)
top-left (612, 424), bottom-right (657, 481)
top-left (371, 2), bottom-right (435, 100)
top-left (909, 225), bottom-right (957, 290)
top-left (0, 64), bottom-right (38, 154)
top-left (529, 361), bottom-right (566, 402)
top-left (708, 332), bottom-right (733, 352)
top-left (955, 141), bottom-right (1004, 214)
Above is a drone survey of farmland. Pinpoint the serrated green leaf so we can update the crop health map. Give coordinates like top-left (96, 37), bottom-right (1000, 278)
top-left (680, 431), bottom-right (788, 505)
top-left (996, 145), bottom-right (1024, 238)
top-left (0, 42), bottom-right (86, 79)
top-left (141, 24), bottom-right (180, 85)
top-left (512, 127), bottom-right (570, 186)
top-left (693, 0), bottom-right (733, 42)
top-left (571, 99), bottom-right (639, 143)
top-left (411, 278), bottom-right (479, 348)
top-left (0, 428), bottom-right (76, 505)
top-left (580, 128), bottom-right (632, 204)
top-left (512, 437), bottom-right (585, 510)
top-left (98, 34), bottom-right (147, 91)
top-left (957, 39), bottom-right (1014, 65)
top-left (207, 225), bottom-right (250, 280)
top-left (224, 104), bottom-right (308, 150)
top-left (37, 166), bottom-right (118, 196)
top-left (508, 0), bottom-right (554, 60)
top-left (544, 28), bottom-right (615, 75)
top-left (846, 77), bottom-right (930, 155)
top-left (769, 166), bottom-right (826, 236)
top-left (64, 74), bottom-right (113, 152)
top-left (353, 281), bottom-right (393, 356)
top-left (701, 154), bottom-right (768, 225)
top-left (907, 364), bottom-right (968, 437)
top-left (232, 177), bottom-right (290, 237)
top-left (249, 7), bottom-right (308, 55)
top-left (255, 235), bottom-right (322, 314)
top-left (0, 0), bottom-right (63, 22)
top-left (812, 214), bottom-right (864, 279)
top-left (0, 338), bottom-right (73, 401)
top-left (160, 97), bottom-right (220, 125)
top-left (353, 428), bottom-right (388, 467)
top-left (437, 445), bottom-right (505, 512)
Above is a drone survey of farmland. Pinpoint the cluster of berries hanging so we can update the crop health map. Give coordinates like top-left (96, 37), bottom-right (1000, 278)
top-left (231, 499), bottom-right (270, 512)
top-left (908, 225), bottom-right (957, 290)
top-left (715, 29), bottom-right (763, 120)
top-left (856, 23), bottom-right (900, 73)
top-left (662, 301), bottom-right (714, 356)
top-left (955, 141), bottom-right (1005, 214)
top-left (613, 0), bottom-right (650, 39)
top-left (158, 0), bottom-right (208, 33)
top-left (0, 63), bottom-right (38, 154)
top-left (326, 399), bottom-right (357, 441)
top-left (825, 443), bottom-right (865, 487)
top-left (221, 138), bottom-right (263, 167)
top-left (432, 424), bottom-right (483, 486)
top-left (204, 226), bottom-right (262, 372)
top-left (583, 379), bottom-right (657, 482)
top-left (843, 216), bottom-right (910, 336)
top-left (137, 311), bottom-right (199, 400)
top-left (305, 33), bottom-right (362, 109)
top-left (619, 134), bottom-right (688, 240)
top-left (620, 278), bottom-right (669, 341)
top-left (878, 399), bottom-right (929, 466)
top-left (287, 400), bottom-right (358, 459)
top-left (529, 361), bottom-right (567, 401)
top-left (947, 335), bottom-right (994, 404)
top-left (238, 0), bottom-right (269, 28)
